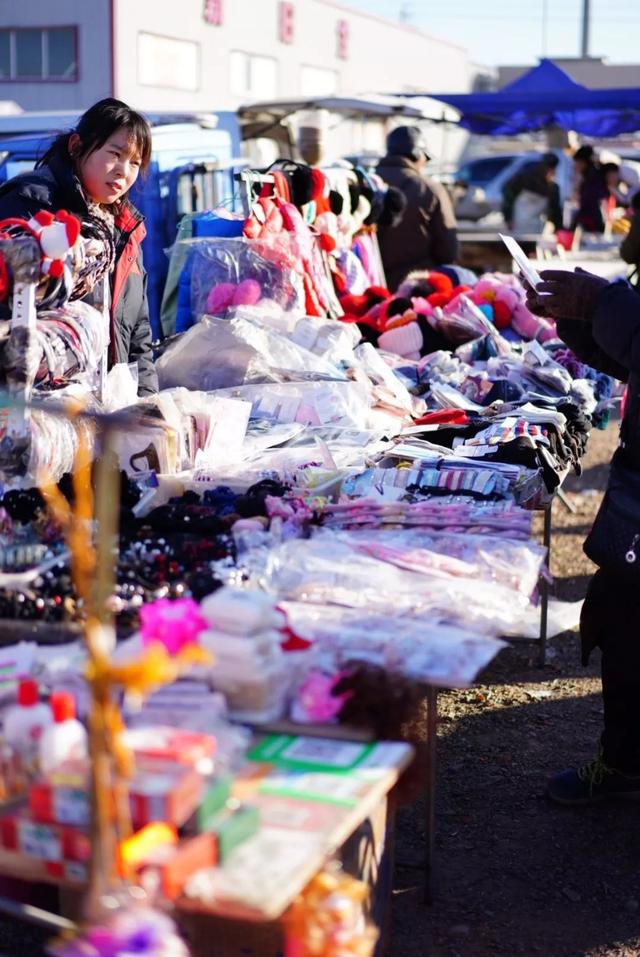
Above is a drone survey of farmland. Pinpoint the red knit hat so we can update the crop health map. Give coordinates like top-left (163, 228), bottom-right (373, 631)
top-left (339, 286), bottom-right (390, 318)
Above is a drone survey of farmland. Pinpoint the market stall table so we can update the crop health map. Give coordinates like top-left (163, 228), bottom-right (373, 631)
top-left (527, 252), bottom-right (629, 283)
top-left (0, 734), bottom-right (413, 957)
top-left (458, 230), bottom-right (543, 273)
top-left (0, 155), bottom-right (619, 956)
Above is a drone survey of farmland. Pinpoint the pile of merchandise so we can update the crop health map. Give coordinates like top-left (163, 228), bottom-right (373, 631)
top-left (0, 161), bottom-right (617, 936)
top-left (0, 165), bottom-right (616, 684)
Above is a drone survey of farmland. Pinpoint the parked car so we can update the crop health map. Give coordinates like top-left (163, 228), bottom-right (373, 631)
top-left (453, 150), bottom-right (573, 223)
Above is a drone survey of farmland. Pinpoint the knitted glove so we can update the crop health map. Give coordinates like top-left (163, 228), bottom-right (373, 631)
top-left (525, 268), bottom-right (610, 321)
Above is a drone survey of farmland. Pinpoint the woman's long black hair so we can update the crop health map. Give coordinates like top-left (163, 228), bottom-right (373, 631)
top-left (37, 98), bottom-right (152, 176)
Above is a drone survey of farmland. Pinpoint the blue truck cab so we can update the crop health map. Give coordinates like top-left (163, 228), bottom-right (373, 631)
top-left (0, 111), bottom-right (245, 338)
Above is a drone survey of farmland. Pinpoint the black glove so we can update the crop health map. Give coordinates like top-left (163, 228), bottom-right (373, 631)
top-left (525, 268), bottom-right (610, 321)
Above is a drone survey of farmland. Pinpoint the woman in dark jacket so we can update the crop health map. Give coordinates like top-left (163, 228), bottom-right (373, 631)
top-left (572, 145), bottom-right (610, 234)
top-left (0, 98), bottom-right (158, 395)
top-left (527, 269), bottom-right (640, 804)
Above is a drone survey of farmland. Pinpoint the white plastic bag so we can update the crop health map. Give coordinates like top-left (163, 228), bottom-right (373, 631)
top-left (156, 315), bottom-right (344, 392)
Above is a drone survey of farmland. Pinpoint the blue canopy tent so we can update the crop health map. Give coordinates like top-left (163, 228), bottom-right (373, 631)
top-left (400, 60), bottom-right (640, 137)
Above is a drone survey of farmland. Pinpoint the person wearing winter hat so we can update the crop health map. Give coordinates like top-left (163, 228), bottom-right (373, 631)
top-left (376, 126), bottom-right (458, 291)
top-left (501, 152), bottom-right (563, 233)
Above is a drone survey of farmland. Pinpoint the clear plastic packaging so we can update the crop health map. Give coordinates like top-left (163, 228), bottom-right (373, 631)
top-left (428, 296), bottom-right (495, 343)
top-left (33, 301), bottom-right (107, 390)
top-left (315, 527), bottom-right (546, 600)
top-left (155, 314), bottom-right (344, 393)
top-left (23, 406), bottom-right (94, 484)
top-left (183, 235), bottom-right (306, 325)
top-left (244, 308), bottom-right (361, 364)
top-left (281, 602), bottom-right (505, 688)
top-left (263, 536), bottom-right (535, 636)
top-left (320, 498), bottom-right (533, 539)
top-left (103, 363), bottom-right (139, 411)
top-left (199, 586), bottom-right (284, 634)
top-left (208, 379), bottom-right (374, 430)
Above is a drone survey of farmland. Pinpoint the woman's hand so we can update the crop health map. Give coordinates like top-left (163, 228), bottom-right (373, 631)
top-left (525, 268), bottom-right (610, 321)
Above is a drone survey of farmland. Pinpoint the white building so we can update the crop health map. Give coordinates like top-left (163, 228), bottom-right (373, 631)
top-left (0, 0), bottom-right (475, 112)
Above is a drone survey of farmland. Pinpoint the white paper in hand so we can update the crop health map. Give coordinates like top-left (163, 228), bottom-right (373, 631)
top-left (499, 233), bottom-right (543, 288)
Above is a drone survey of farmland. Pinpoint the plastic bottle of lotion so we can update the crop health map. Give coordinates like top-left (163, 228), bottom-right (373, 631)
top-left (3, 679), bottom-right (51, 761)
top-left (39, 692), bottom-right (87, 776)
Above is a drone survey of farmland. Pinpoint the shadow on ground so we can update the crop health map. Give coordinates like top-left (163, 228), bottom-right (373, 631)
top-left (391, 682), bottom-right (640, 957)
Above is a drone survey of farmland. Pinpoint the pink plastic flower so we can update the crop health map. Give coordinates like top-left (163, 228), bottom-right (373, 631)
top-left (139, 598), bottom-right (207, 654)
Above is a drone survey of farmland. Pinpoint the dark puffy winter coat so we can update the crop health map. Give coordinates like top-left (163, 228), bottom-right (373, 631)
top-left (557, 282), bottom-right (640, 466)
top-left (0, 151), bottom-right (158, 395)
top-left (557, 281), bottom-right (640, 660)
top-left (573, 163), bottom-right (609, 234)
top-left (558, 280), bottom-right (640, 464)
top-left (375, 155), bottom-right (458, 291)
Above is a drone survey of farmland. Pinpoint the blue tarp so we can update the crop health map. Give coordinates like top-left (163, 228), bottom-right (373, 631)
top-left (402, 60), bottom-right (640, 137)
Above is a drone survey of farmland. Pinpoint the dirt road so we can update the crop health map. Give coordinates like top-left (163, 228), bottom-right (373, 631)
top-left (391, 418), bottom-right (640, 957)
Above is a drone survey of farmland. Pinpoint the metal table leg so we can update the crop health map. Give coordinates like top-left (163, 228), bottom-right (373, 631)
top-left (424, 685), bottom-right (438, 904)
top-left (556, 487), bottom-right (577, 514)
top-left (539, 499), bottom-right (553, 668)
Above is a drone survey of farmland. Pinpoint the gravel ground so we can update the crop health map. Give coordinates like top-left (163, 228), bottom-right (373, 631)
top-left (0, 420), bottom-right (633, 957)
top-left (391, 416), bottom-right (640, 957)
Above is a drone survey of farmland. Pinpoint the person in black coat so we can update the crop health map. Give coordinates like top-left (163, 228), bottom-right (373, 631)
top-left (501, 152), bottom-right (563, 233)
top-left (526, 269), bottom-right (640, 804)
top-left (0, 98), bottom-right (158, 396)
top-left (572, 145), bottom-right (609, 234)
top-left (376, 126), bottom-right (458, 291)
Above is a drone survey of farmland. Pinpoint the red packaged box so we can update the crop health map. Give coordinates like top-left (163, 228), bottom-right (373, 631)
top-left (44, 860), bottom-right (88, 883)
top-left (29, 759), bottom-right (204, 830)
top-left (124, 728), bottom-right (216, 769)
top-left (29, 773), bottom-right (89, 828)
top-left (138, 833), bottom-right (218, 901)
top-left (129, 761), bottom-right (205, 830)
top-left (0, 811), bottom-right (90, 863)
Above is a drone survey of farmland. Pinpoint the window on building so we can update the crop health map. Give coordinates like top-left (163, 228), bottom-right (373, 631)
top-left (230, 51), bottom-right (278, 99)
top-left (0, 27), bottom-right (77, 81)
top-left (0, 32), bottom-right (10, 79)
top-left (48, 29), bottom-right (77, 79)
top-left (16, 30), bottom-right (42, 78)
top-left (138, 33), bottom-right (200, 92)
top-left (300, 65), bottom-right (339, 97)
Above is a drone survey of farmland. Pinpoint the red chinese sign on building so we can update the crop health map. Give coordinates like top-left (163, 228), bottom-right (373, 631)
top-left (279, 1), bottom-right (295, 44)
top-left (203, 0), bottom-right (223, 26)
top-left (337, 18), bottom-right (349, 60)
